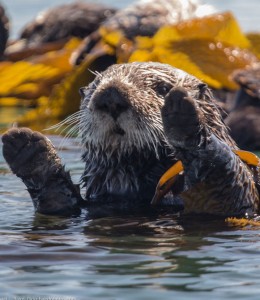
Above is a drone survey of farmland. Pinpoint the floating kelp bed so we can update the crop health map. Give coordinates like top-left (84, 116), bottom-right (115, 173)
top-left (0, 11), bottom-right (259, 132)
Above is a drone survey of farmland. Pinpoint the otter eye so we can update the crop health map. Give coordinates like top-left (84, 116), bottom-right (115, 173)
top-left (155, 83), bottom-right (172, 97)
top-left (79, 87), bottom-right (87, 98)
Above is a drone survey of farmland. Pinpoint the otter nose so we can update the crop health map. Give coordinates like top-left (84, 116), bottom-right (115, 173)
top-left (94, 87), bottom-right (129, 120)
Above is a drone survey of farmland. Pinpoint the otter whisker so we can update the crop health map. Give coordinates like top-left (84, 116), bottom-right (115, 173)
top-left (57, 128), bottom-right (81, 150)
top-left (54, 119), bottom-right (79, 139)
top-left (45, 111), bottom-right (84, 133)
top-left (88, 69), bottom-right (103, 78)
top-left (54, 124), bottom-right (79, 150)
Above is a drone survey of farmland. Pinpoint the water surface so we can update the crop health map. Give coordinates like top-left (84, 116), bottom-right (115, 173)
top-left (1, 0), bottom-right (260, 298)
top-left (1, 136), bottom-right (260, 299)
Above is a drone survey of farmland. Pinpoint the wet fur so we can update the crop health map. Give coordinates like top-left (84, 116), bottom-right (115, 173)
top-left (2, 62), bottom-right (259, 216)
top-left (75, 62), bottom-right (237, 201)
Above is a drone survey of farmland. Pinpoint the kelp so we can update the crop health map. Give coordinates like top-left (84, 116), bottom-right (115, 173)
top-left (0, 38), bottom-right (81, 101)
top-left (131, 39), bottom-right (256, 89)
top-left (152, 12), bottom-right (250, 49)
top-left (1, 11), bottom-right (260, 130)
top-left (128, 12), bottom-right (258, 89)
top-left (99, 12), bottom-right (258, 90)
top-left (0, 38), bottom-right (82, 130)
top-left (29, 38), bottom-right (81, 72)
top-left (247, 33), bottom-right (260, 59)
top-left (0, 61), bottom-right (62, 99)
top-left (17, 61), bottom-right (92, 129)
top-left (0, 97), bottom-right (34, 107)
top-left (226, 217), bottom-right (260, 228)
top-left (18, 44), bottom-right (116, 129)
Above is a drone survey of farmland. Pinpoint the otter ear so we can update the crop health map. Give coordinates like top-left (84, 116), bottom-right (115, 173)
top-left (197, 83), bottom-right (207, 92)
top-left (197, 83), bottom-right (208, 98)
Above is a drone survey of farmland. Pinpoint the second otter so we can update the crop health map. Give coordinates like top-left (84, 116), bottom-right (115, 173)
top-left (2, 62), bottom-right (260, 217)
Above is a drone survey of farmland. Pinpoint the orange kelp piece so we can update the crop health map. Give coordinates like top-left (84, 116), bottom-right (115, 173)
top-left (151, 160), bottom-right (183, 205)
top-left (233, 150), bottom-right (260, 167)
top-left (151, 150), bottom-right (260, 206)
top-left (226, 217), bottom-right (260, 227)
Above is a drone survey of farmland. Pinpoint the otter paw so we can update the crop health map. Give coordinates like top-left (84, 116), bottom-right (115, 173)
top-left (161, 87), bottom-right (203, 148)
top-left (2, 128), bottom-right (82, 215)
top-left (2, 127), bottom-right (61, 179)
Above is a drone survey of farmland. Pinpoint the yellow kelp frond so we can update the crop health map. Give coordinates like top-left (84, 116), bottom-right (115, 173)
top-left (152, 150), bottom-right (260, 206)
top-left (132, 39), bottom-right (256, 90)
top-left (99, 26), bottom-right (125, 48)
top-left (247, 33), bottom-right (260, 59)
top-left (47, 44), bottom-right (115, 119)
top-left (2, 12), bottom-right (260, 130)
top-left (99, 26), bottom-right (134, 63)
top-left (16, 96), bottom-right (56, 131)
top-left (18, 61), bottom-right (92, 128)
top-left (18, 45), bottom-right (114, 129)
top-left (0, 61), bottom-right (63, 100)
top-left (153, 12), bottom-right (250, 49)
top-left (130, 12), bottom-right (258, 90)
top-left (151, 161), bottom-right (183, 206)
top-left (226, 217), bottom-right (260, 227)
top-left (233, 150), bottom-right (260, 167)
top-left (0, 97), bottom-right (35, 107)
top-left (30, 38), bottom-right (82, 73)
top-left (0, 38), bottom-right (83, 108)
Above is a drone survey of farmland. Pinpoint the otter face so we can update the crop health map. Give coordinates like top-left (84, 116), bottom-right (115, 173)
top-left (76, 62), bottom-right (232, 199)
top-left (79, 62), bottom-right (202, 157)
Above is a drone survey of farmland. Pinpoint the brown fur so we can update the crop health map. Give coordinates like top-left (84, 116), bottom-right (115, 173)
top-left (19, 2), bottom-right (116, 46)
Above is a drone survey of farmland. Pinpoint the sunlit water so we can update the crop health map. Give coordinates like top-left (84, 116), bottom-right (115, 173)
top-left (1, 0), bottom-right (260, 298)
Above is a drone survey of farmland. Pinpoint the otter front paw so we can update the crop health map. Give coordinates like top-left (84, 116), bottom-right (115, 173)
top-left (2, 128), bottom-right (82, 215)
top-left (2, 127), bottom-right (61, 180)
top-left (161, 87), bottom-right (204, 149)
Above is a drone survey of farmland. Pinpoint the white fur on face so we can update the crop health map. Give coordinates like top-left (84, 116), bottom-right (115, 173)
top-left (52, 62), bottom-right (234, 198)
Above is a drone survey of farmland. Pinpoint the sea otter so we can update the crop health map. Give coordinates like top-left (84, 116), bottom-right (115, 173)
top-left (5, 2), bottom-right (116, 61)
top-left (225, 64), bottom-right (260, 151)
top-left (2, 62), bottom-right (260, 217)
top-left (0, 4), bottom-right (9, 58)
top-left (18, 2), bottom-right (116, 47)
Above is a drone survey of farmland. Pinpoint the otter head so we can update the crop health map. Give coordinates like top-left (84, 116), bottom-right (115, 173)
top-left (77, 62), bottom-right (233, 201)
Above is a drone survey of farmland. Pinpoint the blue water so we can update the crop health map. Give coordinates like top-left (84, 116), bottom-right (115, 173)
top-left (1, 135), bottom-right (260, 299)
top-left (1, 0), bottom-right (260, 299)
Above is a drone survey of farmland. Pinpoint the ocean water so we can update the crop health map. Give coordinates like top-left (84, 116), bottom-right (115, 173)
top-left (1, 135), bottom-right (260, 299)
top-left (0, 0), bottom-right (260, 299)
top-left (3, 0), bottom-right (260, 38)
